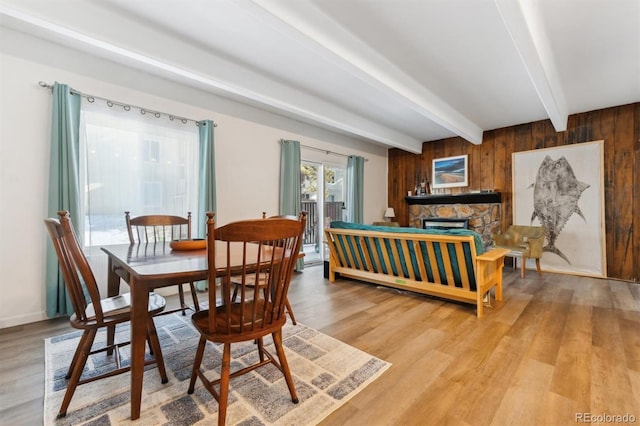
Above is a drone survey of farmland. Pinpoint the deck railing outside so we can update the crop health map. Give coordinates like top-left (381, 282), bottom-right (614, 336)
top-left (301, 200), bottom-right (344, 246)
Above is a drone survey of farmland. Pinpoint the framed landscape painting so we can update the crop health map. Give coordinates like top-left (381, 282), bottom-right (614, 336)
top-left (512, 141), bottom-right (606, 277)
top-left (432, 155), bottom-right (468, 189)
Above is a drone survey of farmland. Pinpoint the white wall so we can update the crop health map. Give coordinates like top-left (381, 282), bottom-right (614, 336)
top-left (0, 28), bottom-right (389, 328)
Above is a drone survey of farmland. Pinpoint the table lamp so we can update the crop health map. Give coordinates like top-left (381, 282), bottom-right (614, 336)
top-left (384, 207), bottom-right (395, 221)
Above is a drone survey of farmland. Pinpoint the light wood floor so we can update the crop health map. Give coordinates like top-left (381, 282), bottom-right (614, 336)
top-left (1, 265), bottom-right (639, 425)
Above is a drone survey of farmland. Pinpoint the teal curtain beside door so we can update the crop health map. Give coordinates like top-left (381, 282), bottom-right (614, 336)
top-left (346, 155), bottom-right (364, 223)
top-left (46, 82), bottom-right (81, 317)
top-left (279, 139), bottom-right (304, 270)
top-left (279, 140), bottom-right (301, 216)
top-left (196, 120), bottom-right (217, 290)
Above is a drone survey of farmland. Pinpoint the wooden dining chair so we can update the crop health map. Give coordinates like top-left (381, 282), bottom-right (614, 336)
top-left (230, 212), bottom-right (298, 324)
top-left (188, 211), bottom-right (307, 426)
top-left (125, 211), bottom-right (200, 314)
top-left (44, 211), bottom-right (168, 418)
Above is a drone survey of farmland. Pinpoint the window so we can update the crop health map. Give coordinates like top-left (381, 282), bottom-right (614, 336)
top-left (79, 100), bottom-right (200, 247)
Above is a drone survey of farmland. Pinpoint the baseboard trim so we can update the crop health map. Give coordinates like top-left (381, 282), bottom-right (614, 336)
top-left (0, 310), bottom-right (48, 329)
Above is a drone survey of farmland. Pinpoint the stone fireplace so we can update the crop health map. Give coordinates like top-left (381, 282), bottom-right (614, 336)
top-left (406, 192), bottom-right (502, 249)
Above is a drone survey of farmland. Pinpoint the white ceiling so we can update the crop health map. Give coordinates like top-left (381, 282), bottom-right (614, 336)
top-left (1, 0), bottom-right (639, 154)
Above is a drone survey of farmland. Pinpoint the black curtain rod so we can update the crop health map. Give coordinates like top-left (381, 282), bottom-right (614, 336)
top-left (38, 81), bottom-right (216, 127)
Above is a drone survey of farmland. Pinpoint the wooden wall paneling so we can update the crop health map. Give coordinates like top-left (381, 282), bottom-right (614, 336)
top-left (612, 106), bottom-right (635, 280)
top-left (417, 142), bottom-right (429, 187)
top-left (444, 136), bottom-right (460, 158)
top-left (469, 138), bottom-right (482, 190)
top-left (512, 122), bottom-right (533, 227)
top-left (592, 108), bottom-right (616, 278)
top-left (564, 114), bottom-right (576, 144)
top-left (432, 139), bottom-right (447, 179)
top-left (433, 139), bottom-right (447, 162)
top-left (423, 142), bottom-right (434, 183)
top-left (532, 120), bottom-right (545, 150)
top-left (634, 104), bottom-right (640, 282)
top-left (412, 148), bottom-right (424, 225)
top-left (407, 148), bottom-right (419, 225)
top-left (453, 138), bottom-right (468, 194)
top-left (480, 136), bottom-right (495, 191)
top-left (442, 137), bottom-right (453, 158)
top-left (387, 149), bottom-right (400, 223)
top-left (408, 151), bottom-right (417, 197)
top-left (387, 149), bottom-right (398, 223)
top-left (493, 129), bottom-right (507, 195)
top-left (503, 128), bottom-right (516, 230)
top-left (429, 139), bottom-right (447, 195)
top-left (575, 112), bottom-right (590, 143)
top-left (584, 111), bottom-right (594, 142)
top-left (565, 112), bottom-right (589, 144)
top-left (514, 123), bottom-right (533, 153)
top-left (586, 110), bottom-right (602, 144)
top-left (543, 120), bottom-right (559, 149)
top-left (386, 103), bottom-right (639, 281)
top-left (388, 148), bottom-right (419, 226)
top-left (478, 130), bottom-right (494, 190)
top-left (572, 114), bottom-right (583, 143)
top-left (404, 151), bottom-right (415, 225)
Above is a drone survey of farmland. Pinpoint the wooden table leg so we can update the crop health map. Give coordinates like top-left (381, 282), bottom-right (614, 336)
top-left (130, 278), bottom-right (149, 420)
top-left (106, 257), bottom-right (120, 354)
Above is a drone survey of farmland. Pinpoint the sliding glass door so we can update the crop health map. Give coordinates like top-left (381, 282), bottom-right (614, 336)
top-left (301, 160), bottom-right (345, 265)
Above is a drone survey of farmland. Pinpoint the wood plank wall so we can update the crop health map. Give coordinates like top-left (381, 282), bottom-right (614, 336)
top-left (388, 103), bottom-right (640, 282)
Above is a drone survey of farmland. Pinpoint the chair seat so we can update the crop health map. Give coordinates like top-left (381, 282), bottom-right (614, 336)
top-left (495, 244), bottom-right (530, 258)
top-left (83, 292), bottom-right (166, 321)
top-left (230, 272), bottom-right (268, 289)
top-left (191, 302), bottom-right (286, 343)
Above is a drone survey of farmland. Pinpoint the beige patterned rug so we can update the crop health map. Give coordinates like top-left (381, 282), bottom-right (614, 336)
top-left (44, 313), bottom-right (390, 425)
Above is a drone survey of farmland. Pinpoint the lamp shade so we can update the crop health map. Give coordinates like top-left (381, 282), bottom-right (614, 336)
top-left (384, 207), bottom-right (395, 219)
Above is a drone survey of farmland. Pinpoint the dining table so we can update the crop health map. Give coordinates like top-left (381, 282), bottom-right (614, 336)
top-left (101, 241), bottom-right (266, 420)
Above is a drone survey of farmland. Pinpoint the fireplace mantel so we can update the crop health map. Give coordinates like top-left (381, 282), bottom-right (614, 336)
top-left (405, 192), bottom-right (501, 205)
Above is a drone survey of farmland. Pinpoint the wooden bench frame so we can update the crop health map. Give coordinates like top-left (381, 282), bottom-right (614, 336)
top-left (324, 228), bottom-right (509, 317)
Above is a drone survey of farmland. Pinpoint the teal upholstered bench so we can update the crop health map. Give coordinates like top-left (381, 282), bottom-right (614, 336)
top-left (324, 222), bottom-right (509, 317)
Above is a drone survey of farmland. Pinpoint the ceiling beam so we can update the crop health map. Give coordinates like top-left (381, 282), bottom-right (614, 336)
top-left (495, 0), bottom-right (568, 132)
top-left (247, 0), bottom-right (484, 144)
top-left (0, 3), bottom-right (425, 153)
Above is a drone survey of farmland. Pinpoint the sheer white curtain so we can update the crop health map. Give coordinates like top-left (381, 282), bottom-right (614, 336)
top-left (79, 100), bottom-right (200, 247)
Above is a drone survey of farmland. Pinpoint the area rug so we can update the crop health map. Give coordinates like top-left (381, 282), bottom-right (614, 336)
top-left (44, 314), bottom-right (391, 425)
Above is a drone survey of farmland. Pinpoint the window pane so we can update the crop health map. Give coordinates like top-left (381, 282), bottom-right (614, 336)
top-left (79, 101), bottom-right (199, 247)
top-left (324, 165), bottom-right (345, 222)
top-left (300, 162), bottom-right (320, 265)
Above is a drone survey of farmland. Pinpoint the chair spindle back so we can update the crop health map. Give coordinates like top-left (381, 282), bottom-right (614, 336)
top-left (44, 211), bottom-right (104, 322)
top-left (205, 211), bottom-right (306, 334)
top-left (125, 211), bottom-right (192, 244)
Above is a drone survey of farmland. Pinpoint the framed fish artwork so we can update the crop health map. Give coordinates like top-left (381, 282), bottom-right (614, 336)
top-left (512, 140), bottom-right (606, 277)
